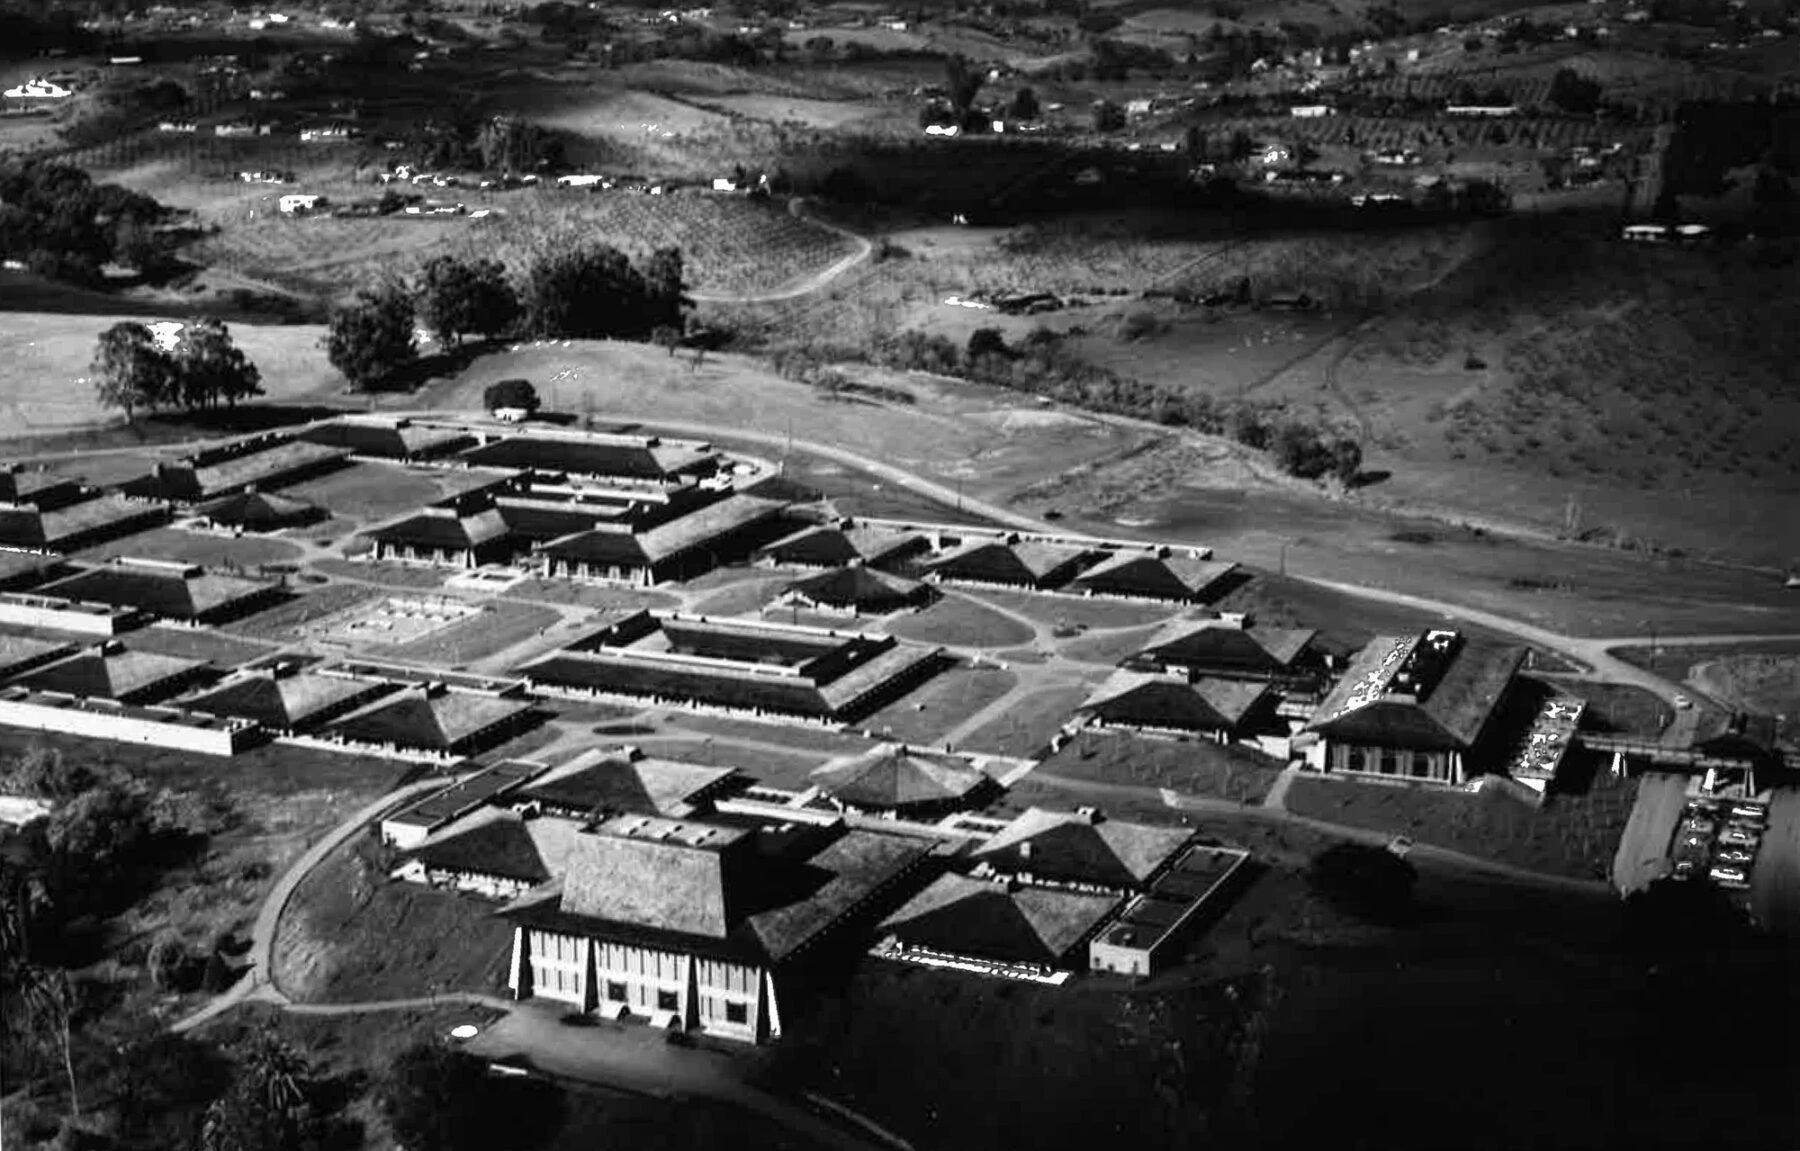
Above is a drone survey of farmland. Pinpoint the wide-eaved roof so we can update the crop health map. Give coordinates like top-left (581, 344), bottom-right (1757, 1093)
top-left (151, 439), bottom-right (347, 500)
top-left (1308, 634), bottom-right (1526, 750)
top-left (1069, 553), bottom-right (1238, 599)
top-left (36, 562), bottom-right (278, 621)
top-left (974, 807), bottom-right (1194, 888)
top-left (757, 523), bottom-right (921, 567)
top-left (461, 433), bottom-right (717, 481)
top-left (879, 874), bottom-right (1120, 966)
top-left (0, 467), bottom-right (81, 506)
top-left (782, 565), bottom-right (927, 609)
top-left (1078, 670), bottom-right (1271, 731)
top-left (364, 506), bottom-right (510, 550)
top-left (1131, 617), bottom-right (1316, 670)
top-left (195, 489), bottom-right (321, 528)
top-left (538, 493), bottom-right (786, 566)
top-left (0, 493), bottom-right (162, 549)
top-left (17, 645), bottom-right (207, 701)
top-left (0, 634), bottom-right (76, 677)
top-left (811, 743), bottom-right (990, 809)
top-left (331, 687), bottom-right (532, 750)
top-left (297, 418), bottom-right (473, 459)
top-left (518, 747), bottom-right (737, 818)
top-left (179, 670), bottom-right (389, 729)
top-left (926, 539), bottom-right (1093, 584)
top-left (407, 806), bottom-right (588, 884)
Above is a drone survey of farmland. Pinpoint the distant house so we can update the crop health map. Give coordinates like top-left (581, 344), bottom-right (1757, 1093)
top-left (278, 193), bottom-right (325, 215)
top-left (1067, 552), bottom-right (1237, 604)
top-left (922, 539), bottom-right (1097, 591)
top-left (754, 522), bottom-right (926, 571)
top-left (4, 78), bottom-right (74, 99)
top-left (1290, 104), bottom-right (1335, 117)
top-left (1124, 98), bottom-right (1154, 117)
top-left (157, 120), bottom-right (199, 133)
top-left (299, 123), bottom-right (356, 142)
top-left (215, 120), bottom-right (270, 137)
top-left (1445, 104), bottom-right (1517, 116)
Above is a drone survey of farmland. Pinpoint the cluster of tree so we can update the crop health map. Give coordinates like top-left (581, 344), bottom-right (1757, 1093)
top-left (0, 160), bottom-right (177, 286)
top-left (1545, 68), bottom-right (1604, 115)
top-left (1305, 842), bottom-right (1419, 924)
top-left (405, 108), bottom-right (565, 175)
top-left (326, 245), bottom-right (691, 389)
top-left (1660, 98), bottom-right (1800, 235)
top-left (91, 319), bottom-right (263, 422)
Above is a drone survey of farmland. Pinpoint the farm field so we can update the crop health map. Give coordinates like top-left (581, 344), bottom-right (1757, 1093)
top-left (0, 312), bottom-right (336, 431)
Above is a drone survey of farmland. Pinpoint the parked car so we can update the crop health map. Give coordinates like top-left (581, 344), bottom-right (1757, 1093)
top-left (1682, 816), bottom-right (1716, 833)
top-left (1715, 849), bottom-right (1755, 866)
top-left (1672, 858), bottom-right (1698, 880)
top-left (1708, 866), bottom-right (1750, 888)
top-left (1719, 828), bottom-right (1760, 848)
top-left (1386, 835), bottom-right (1414, 858)
top-left (1729, 804), bottom-right (1767, 820)
top-left (1673, 694), bottom-right (1693, 709)
top-left (1686, 798), bottom-right (1722, 814)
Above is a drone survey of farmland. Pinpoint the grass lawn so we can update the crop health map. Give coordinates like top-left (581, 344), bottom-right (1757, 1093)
top-left (1055, 622), bottom-right (1169, 666)
top-left (965, 589), bottom-right (1182, 632)
top-left (1283, 769), bottom-right (1639, 881)
top-left (126, 625), bottom-right (278, 666)
top-left (1033, 730), bottom-right (1284, 804)
top-left (1552, 679), bottom-right (1673, 738)
top-left (371, 602), bottom-right (562, 666)
top-left (884, 595), bottom-right (1035, 648)
top-left (223, 581), bottom-right (383, 639)
top-left (957, 684), bottom-right (1089, 758)
top-left (311, 557), bottom-right (453, 589)
top-left (77, 526), bottom-right (305, 570)
top-left (272, 831), bottom-right (515, 1003)
top-left (503, 578), bottom-right (680, 612)
top-left (860, 665), bottom-right (1017, 746)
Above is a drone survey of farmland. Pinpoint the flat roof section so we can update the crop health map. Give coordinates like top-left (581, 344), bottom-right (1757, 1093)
top-left (385, 759), bottom-right (548, 830)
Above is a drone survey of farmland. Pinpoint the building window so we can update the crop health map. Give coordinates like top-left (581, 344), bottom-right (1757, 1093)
top-left (725, 1000), bottom-right (748, 1025)
top-left (657, 989), bottom-right (679, 1013)
top-left (1345, 747), bottom-right (1365, 772)
top-left (1379, 751), bottom-right (1399, 775)
top-left (605, 981), bottom-right (627, 1003)
top-left (1411, 753), bottom-right (1432, 778)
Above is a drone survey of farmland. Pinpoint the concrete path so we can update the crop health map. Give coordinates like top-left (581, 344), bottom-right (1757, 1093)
top-left (171, 774), bottom-right (460, 1034)
top-left (1261, 765), bottom-right (1302, 812)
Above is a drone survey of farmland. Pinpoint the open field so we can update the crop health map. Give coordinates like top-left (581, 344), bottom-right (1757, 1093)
top-left (629, 736), bottom-right (826, 789)
top-left (224, 581), bottom-right (383, 639)
top-left (884, 594), bottom-right (1035, 648)
top-left (958, 684), bottom-right (1091, 758)
top-left (127, 625), bottom-right (277, 667)
top-left (1056, 621), bottom-right (1168, 665)
top-left (670, 713), bottom-right (882, 758)
top-left (1035, 729), bottom-right (1284, 803)
top-left (502, 578), bottom-right (680, 612)
top-left (0, 312), bottom-right (337, 431)
top-left (1689, 654), bottom-right (1800, 744)
top-left (967, 588), bottom-right (1183, 631)
top-left (1284, 767), bottom-right (1637, 880)
top-left (310, 558), bottom-right (454, 589)
top-left (860, 664), bottom-right (1017, 746)
top-left (685, 571), bottom-right (792, 617)
top-left (1553, 679), bottom-right (1673, 738)
top-left (77, 525), bottom-right (305, 569)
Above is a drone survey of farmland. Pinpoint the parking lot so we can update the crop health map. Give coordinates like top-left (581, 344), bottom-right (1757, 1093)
top-left (1667, 796), bottom-right (1768, 894)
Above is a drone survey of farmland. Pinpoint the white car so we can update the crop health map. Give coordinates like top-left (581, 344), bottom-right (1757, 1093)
top-left (1673, 694), bottom-right (1693, 709)
top-left (1709, 866), bottom-right (1750, 889)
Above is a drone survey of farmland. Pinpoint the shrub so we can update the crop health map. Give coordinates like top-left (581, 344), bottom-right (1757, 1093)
top-left (1306, 842), bottom-right (1418, 923)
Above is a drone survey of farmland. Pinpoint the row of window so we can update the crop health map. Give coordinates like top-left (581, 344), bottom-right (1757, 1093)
top-left (1342, 746), bottom-right (1445, 780)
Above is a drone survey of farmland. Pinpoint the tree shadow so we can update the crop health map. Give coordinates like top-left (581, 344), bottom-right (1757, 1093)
top-left (1348, 468), bottom-right (1392, 489)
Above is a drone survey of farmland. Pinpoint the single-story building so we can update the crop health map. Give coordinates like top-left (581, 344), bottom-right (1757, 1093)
top-left (512, 746), bottom-right (739, 821)
top-left (970, 806), bottom-right (1195, 891)
top-left (14, 641), bottom-right (213, 704)
top-left (777, 566), bottom-right (934, 616)
top-left (395, 805), bottom-right (588, 900)
top-left (460, 431), bottom-right (721, 483)
top-left (1067, 553), bottom-right (1238, 604)
top-left (296, 418), bottom-right (475, 461)
top-left (364, 505), bottom-right (513, 569)
top-left (1124, 616), bottom-right (1321, 686)
top-left (1076, 670), bottom-right (1275, 741)
top-left (193, 488), bottom-right (325, 532)
top-left (753, 523), bottom-right (927, 571)
top-left (535, 494), bottom-right (789, 585)
top-left (328, 683), bottom-right (537, 758)
top-left (878, 874), bottom-right (1121, 973)
top-left (1087, 844), bottom-right (1252, 977)
top-left (810, 743), bottom-right (996, 818)
top-left (380, 759), bottom-right (549, 850)
top-left (0, 492), bottom-right (169, 553)
top-left (922, 540), bottom-right (1098, 591)
top-left (178, 663), bottom-right (393, 735)
top-left (34, 559), bottom-right (284, 625)
top-left (124, 437), bottom-right (350, 503)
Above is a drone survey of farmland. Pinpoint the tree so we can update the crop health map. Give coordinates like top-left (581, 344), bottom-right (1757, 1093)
top-left (1009, 85), bottom-right (1040, 121)
top-left (482, 377), bottom-right (539, 413)
top-left (1306, 842), bottom-right (1417, 924)
top-left (380, 1043), bottom-right (492, 1151)
top-left (201, 1032), bottom-right (328, 1151)
top-left (652, 324), bottom-right (682, 356)
top-left (90, 321), bottom-right (173, 423)
top-left (945, 54), bottom-right (984, 118)
top-left (175, 317), bottom-right (263, 409)
top-left (418, 255), bottom-right (519, 347)
top-left (1093, 99), bottom-right (1125, 132)
top-left (1546, 67), bottom-right (1602, 115)
top-left (522, 242), bottom-right (650, 339)
top-left (966, 327), bottom-right (1008, 361)
top-left (325, 284), bottom-right (416, 390)
top-left (639, 246), bottom-right (693, 335)
top-left (1330, 438), bottom-right (1363, 485)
